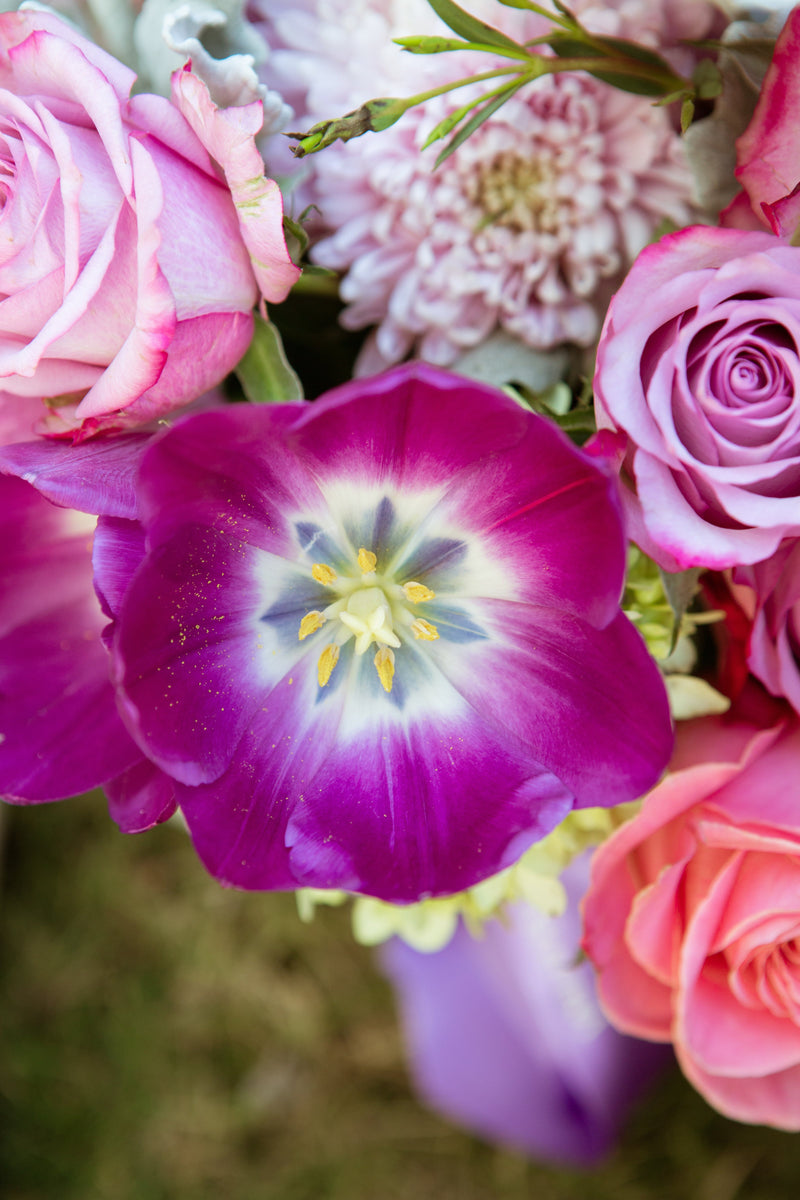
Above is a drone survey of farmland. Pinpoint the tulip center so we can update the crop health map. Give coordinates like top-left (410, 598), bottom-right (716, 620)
top-left (297, 547), bottom-right (439, 693)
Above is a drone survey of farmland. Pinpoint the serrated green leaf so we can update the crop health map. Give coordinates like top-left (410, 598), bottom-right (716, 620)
top-left (434, 77), bottom-right (528, 167)
top-left (424, 0), bottom-right (521, 52)
top-left (236, 314), bottom-right (303, 403)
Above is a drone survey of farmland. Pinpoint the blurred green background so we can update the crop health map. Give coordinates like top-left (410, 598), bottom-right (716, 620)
top-left (3, 794), bottom-right (800, 1200)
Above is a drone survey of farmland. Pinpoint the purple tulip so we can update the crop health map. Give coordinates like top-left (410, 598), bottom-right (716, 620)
top-left (0, 471), bottom-right (177, 830)
top-left (2, 365), bottom-right (671, 897)
top-left (101, 364), bottom-right (670, 898)
top-left (382, 854), bottom-right (671, 1165)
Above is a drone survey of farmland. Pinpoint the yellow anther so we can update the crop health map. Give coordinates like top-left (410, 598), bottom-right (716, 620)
top-left (411, 618), bottom-right (439, 642)
top-left (357, 547), bottom-right (377, 573)
top-left (402, 581), bottom-right (436, 604)
top-left (374, 646), bottom-right (395, 693)
top-left (298, 611), bottom-right (326, 641)
top-left (317, 644), bottom-right (340, 687)
top-left (312, 563), bottom-right (337, 585)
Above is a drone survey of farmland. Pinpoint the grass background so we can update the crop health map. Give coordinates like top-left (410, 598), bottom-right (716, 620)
top-left (3, 793), bottom-right (800, 1200)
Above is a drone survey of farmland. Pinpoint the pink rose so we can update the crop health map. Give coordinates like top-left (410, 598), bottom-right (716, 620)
top-left (0, 10), bottom-right (300, 438)
top-left (733, 540), bottom-right (800, 716)
top-left (594, 224), bottom-right (800, 570)
top-left (582, 714), bottom-right (800, 1128)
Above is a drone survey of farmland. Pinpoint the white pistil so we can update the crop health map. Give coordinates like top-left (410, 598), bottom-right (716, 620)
top-left (338, 586), bottom-right (401, 655)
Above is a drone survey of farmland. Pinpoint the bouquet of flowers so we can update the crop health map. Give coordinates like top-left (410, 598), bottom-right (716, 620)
top-left (4, 0), bottom-right (800, 1170)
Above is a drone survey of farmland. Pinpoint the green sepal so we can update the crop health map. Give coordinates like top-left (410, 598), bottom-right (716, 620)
top-left (288, 97), bottom-right (410, 157)
top-left (236, 314), bottom-right (304, 403)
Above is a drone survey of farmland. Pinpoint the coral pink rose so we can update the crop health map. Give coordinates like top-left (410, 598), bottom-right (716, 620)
top-left (582, 714), bottom-right (800, 1128)
top-left (0, 10), bottom-right (299, 439)
top-left (594, 224), bottom-right (800, 570)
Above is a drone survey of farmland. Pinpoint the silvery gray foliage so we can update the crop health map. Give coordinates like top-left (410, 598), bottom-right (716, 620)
top-left (133, 0), bottom-right (290, 121)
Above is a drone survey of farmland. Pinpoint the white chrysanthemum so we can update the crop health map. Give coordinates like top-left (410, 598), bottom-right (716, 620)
top-left (254, 0), bottom-right (720, 367)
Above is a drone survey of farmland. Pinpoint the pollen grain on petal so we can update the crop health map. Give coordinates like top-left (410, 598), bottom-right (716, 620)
top-left (403, 581), bottom-right (435, 603)
top-left (357, 547), bottom-right (377, 573)
top-left (411, 618), bottom-right (439, 641)
top-left (374, 646), bottom-right (395, 693)
top-left (312, 563), bottom-right (337, 585)
top-left (298, 610), bottom-right (326, 640)
top-left (317, 643), bottom-right (340, 687)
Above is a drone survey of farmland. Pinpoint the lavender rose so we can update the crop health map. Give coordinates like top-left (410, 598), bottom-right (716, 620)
top-left (595, 224), bottom-right (800, 570)
top-left (0, 10), bottom-right (299, 440)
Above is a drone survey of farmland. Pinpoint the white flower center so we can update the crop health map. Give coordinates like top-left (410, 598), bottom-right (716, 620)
top-left (467, 152), bottom-right (558, 234)
top-left (297, 547), bottom-right (438, 693)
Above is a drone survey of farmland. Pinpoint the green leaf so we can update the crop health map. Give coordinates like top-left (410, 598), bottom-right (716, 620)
top-left (422, 93), bottom-right (484, 149)
top-left (658, 566), bottom-right (702, 653)
top-left (282, 214), bottom-right (309, 262)
top-left (434, 77), bottom-right (528, 167)
top-left (581, 70), bottom-right (667, 97)
top-left (236, 314), bottom-right (303, 403)
top-left (591, 34), bottom-right (678, 73)
top-left (424, 0), bottom-right (521, 52)
top-left (680, 96), bottom-right (695, 133)
top-left (547, 34), bottom-right (605, 59)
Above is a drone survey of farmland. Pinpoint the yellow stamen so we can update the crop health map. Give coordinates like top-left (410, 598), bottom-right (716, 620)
top-left (298, 610), bottom-right (326, 641)
top-left (411, 618), bottom-right (439, 641)
top-left (357, 547), bottom-right (377, 573)
top-left (312, 563), bottom-right (337, 585)
top-left (317, 644), bottom-right (340, 687)
top-left (402, 581), bottom-right (436, 603)
top-left (374, 646), bottom-right (395, 693)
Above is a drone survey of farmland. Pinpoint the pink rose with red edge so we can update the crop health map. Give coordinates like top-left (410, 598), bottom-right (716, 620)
top-left (722, 6), bottom-right (800, 238)
top-left (582, 711), bottom-right (800, 1129)
top-left (0, 10), bottom-right (299, 440)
